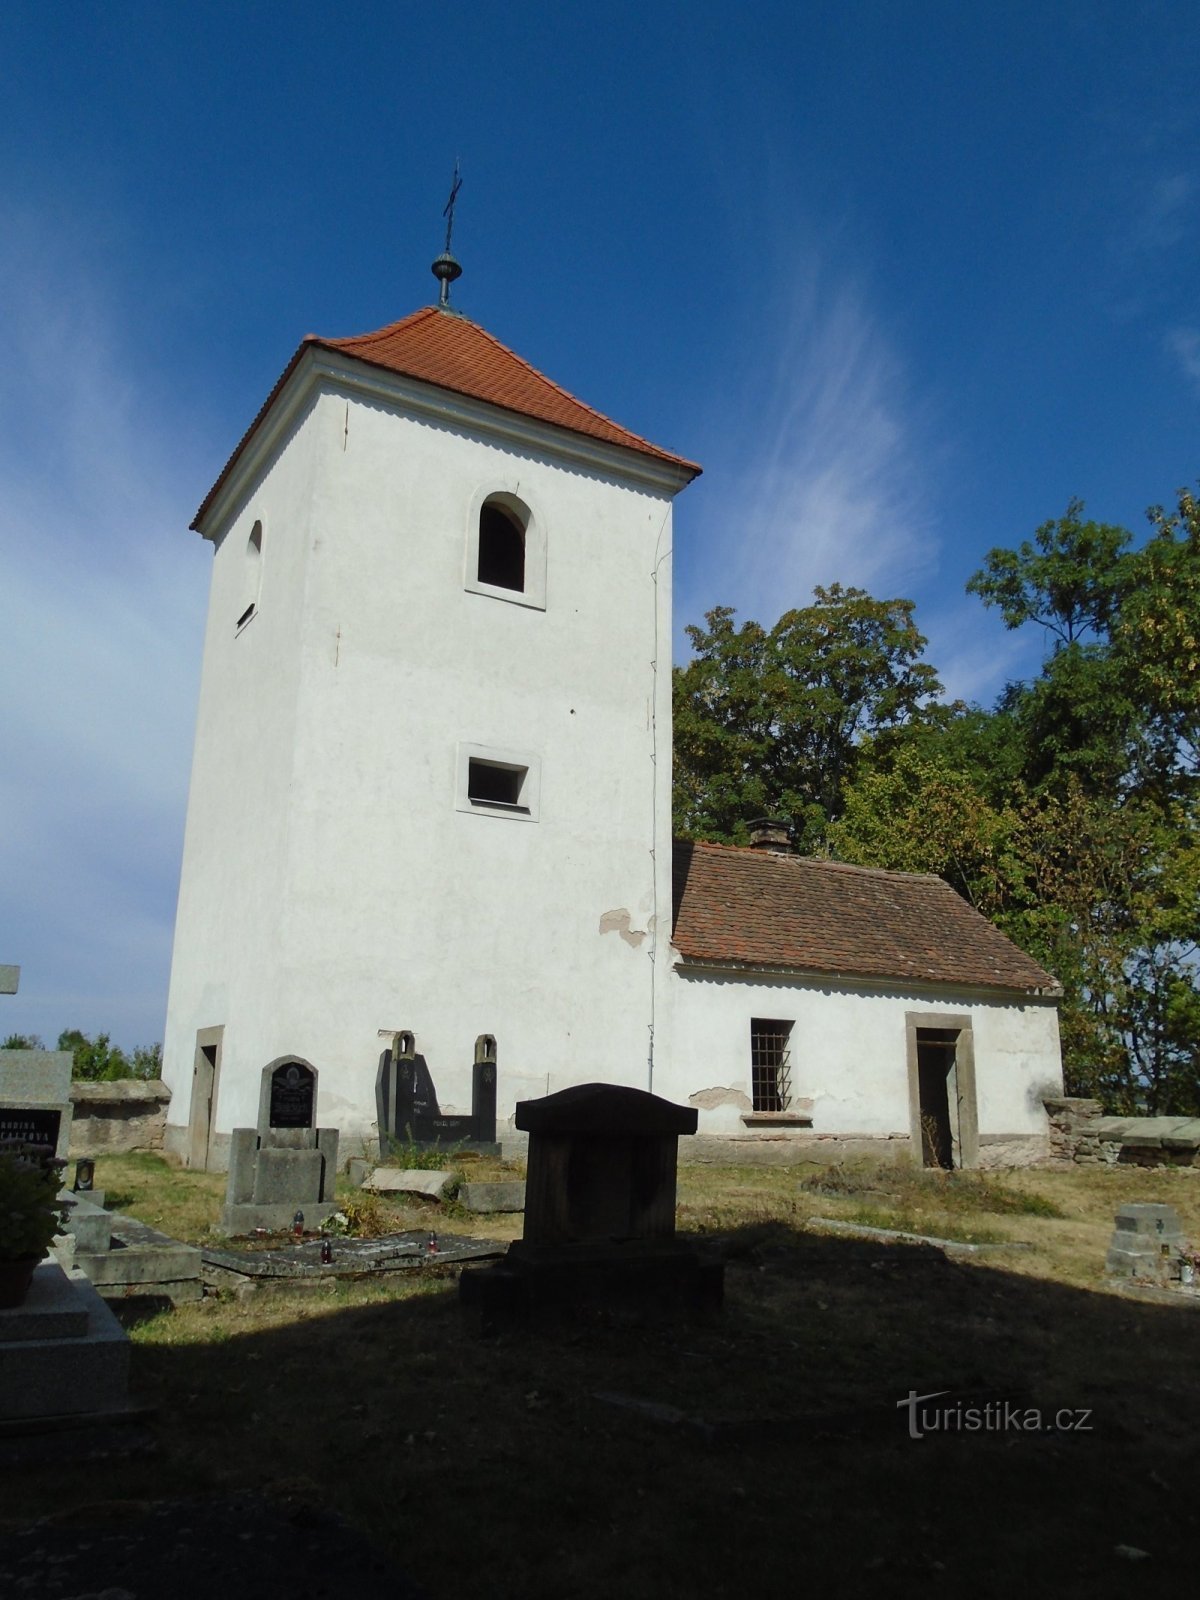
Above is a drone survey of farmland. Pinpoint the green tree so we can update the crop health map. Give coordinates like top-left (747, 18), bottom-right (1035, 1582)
top-left (1, 1033), bottom-right (46, 1050)
top-left (1114, 484), bottom-right (1200, 787)
top-left (1013, 785), bottom-right (1200, 1114)
top-left (966, 498), bottom-right (1132, 646)
top-left (673, 586), bottom-right (944, 849)
top-left (830, 744), bottom-right (1028, 921)
top-left (57, 1029), bottom-right (130, 1082)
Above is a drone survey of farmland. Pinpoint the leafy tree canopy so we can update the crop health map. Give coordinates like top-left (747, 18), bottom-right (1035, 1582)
top-left (56, 1030), bottom-right (162, 1082)
top-left (673, 585), bottom-right (944, 850)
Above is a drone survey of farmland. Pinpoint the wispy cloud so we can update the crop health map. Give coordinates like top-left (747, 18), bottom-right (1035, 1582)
top-left (1166, 324), bottom-right (1200, 393)
top-left (0, 202), bottom-right (211, 1047)
top-left (677, 261), bottom-right (938, 644)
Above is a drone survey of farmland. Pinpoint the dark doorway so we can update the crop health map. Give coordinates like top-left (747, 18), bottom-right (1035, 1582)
top-left (916, 1028), bottom-right (958, 1169)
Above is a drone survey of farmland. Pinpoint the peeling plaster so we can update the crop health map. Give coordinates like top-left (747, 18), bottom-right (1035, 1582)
top-left (599, 909), bottom-right (646, 947)
top-left (689, 1086), bottom-right (752, 1111)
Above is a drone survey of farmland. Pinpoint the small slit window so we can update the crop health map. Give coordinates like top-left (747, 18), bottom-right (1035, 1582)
top-left (477, 501), bottom-right (525, 592)
top-left (750, 1019), bottom-right (793, 1112)
top-left (237, 519), bottom-right (263, 632)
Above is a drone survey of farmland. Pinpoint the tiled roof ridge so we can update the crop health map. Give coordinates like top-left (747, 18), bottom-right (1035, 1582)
top-left (678, 837), bottom-right (946, 885)
top-left (191, 302), bottom-right (699, 531)
top-left (309, 305), bottom-right (701, 474)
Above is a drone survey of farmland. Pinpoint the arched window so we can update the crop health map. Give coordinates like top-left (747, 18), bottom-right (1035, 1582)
top-left (237, 519), bottom-right (263, 631)
top-left (465, 489), bottom-right (545, 610)
top-left (477, 500), bottom-right (525, 592)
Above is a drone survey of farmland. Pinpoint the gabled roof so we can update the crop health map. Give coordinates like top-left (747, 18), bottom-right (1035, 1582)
top-left (672, 840), bottom-right (1060, 996)
top-left (193, 304), bottom-right (701, 530)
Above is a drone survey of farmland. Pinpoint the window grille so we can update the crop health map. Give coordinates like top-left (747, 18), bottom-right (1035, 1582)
top-left (750, 1019), bottom-right (793, 1112)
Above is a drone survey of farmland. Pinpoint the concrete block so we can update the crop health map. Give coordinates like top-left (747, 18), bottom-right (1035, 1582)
top-left (0, 1264), bottom-right (130, 1421)
top-left (347, 1158), bottom-right (372, 1188)
top-left (252, 1146), bottom-right (323, 1205)
top-left (460, 1180), bottom-right (526, 1213)
top-left (316, 1128), bottom-right (339, 1196)
top-left (364, 1167), bottom-right (454, 1198)
top-left (226, 1127), bottom-right (260, 1206)
top-left (58, 1192), bottom-right (114, 1254)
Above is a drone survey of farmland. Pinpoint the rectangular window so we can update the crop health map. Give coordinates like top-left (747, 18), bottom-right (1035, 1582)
top-left (456, 743), bottom-right (541, 822)
top-left (750, 1019), bottom-right (793, 1112)
top-left (467, 759), bottom-right (528, 811)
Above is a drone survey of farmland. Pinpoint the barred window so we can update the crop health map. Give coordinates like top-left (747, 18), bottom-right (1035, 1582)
top-left (750, 1019), bottom-right (793, 1112)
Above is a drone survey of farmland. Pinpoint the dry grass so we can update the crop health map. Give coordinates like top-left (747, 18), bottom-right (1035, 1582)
top-left (9, 1153), bottom-right (1200, 1596)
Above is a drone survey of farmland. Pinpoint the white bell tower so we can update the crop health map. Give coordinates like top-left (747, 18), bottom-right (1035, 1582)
top-left (161, 254), bottom-right (700, 1168)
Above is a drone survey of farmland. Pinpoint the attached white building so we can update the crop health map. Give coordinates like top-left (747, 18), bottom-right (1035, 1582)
top-left (162, 293), bottom-right (1062, 1171)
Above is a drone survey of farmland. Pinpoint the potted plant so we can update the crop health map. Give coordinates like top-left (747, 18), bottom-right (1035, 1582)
top-left (0, 1139), bottom-right (68, 1308)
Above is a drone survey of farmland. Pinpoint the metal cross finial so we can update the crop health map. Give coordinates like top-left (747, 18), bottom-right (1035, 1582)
top-left (432, 160), bottom-right (464, 308)
top-left (443, 159), bottom-right (463, 254)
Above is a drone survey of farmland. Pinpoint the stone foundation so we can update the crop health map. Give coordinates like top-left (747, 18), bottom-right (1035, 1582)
top-left (1043, 1097), bottom-right (1200, 1168)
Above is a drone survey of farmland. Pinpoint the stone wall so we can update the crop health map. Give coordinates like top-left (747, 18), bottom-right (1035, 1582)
top-left (1043, 1096), bottom-right (1200, 1167)
top-left (68, 1079), bottom-right (173, 1156)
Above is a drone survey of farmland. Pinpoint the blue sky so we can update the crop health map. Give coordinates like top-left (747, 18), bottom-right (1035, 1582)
top-left (2, 2), bottom-right (1197, 1048)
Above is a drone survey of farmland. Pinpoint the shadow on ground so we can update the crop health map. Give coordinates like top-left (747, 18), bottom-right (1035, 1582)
top-left (2, 1223), bottom-right (1196, 1599)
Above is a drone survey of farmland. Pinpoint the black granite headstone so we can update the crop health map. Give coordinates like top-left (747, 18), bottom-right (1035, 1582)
top-left (0, 1107), bottom-right (61, 1149)
top-left (268, 1062), bottom-right (315, 1130)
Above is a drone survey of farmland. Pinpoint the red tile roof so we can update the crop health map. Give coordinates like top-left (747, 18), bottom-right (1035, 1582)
top-left (672, 840), bottom-right (1059, 995)
top-left (193, 305), bottom-right (700, 530)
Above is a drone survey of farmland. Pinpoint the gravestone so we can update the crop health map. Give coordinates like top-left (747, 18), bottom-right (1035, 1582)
top-left (0, 967), bottom-right (74, 1162)
top-left (221, 1058), bottom-right (339, 1235)
top-left (376, 1032), bottom-right (499, 1155)
top-left (0, 1260), bottom-right (134, 1430)
top-left (1105, 1202), bottom-right (1185, 1283)
top-left (460, 1082), bottom-right (722, 1321)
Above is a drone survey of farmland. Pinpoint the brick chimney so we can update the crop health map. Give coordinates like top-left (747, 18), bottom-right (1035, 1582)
top-left (748, 817), bottom-right (791, 854)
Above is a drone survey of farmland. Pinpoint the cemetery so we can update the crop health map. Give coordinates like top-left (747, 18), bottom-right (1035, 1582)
top-left (4, 975), bottom-right (1200, 1595)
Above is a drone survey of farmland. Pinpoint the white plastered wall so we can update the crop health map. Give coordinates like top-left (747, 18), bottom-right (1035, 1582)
top-left (661, 964), bottom-right (1064, 1162)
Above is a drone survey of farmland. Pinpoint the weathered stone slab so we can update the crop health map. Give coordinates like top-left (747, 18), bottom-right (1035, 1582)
top-left (0, 1259), bottom-right (88, 1343)
top-left (1160, 1119), bottom-right (1200, 1150)
top-left (460, 1180), bottom-right (526, 1213)
top-left (0, 1264), bottom-right (130, 1420)
top-left (252, 1146), bottom-right (323, 1205)
top-left (73, 1213), bottom-right (202, 1295)
top-left (365, 1167), bottom-right (454, 1198)
top-left (0, 965), bottom-right (19, 994)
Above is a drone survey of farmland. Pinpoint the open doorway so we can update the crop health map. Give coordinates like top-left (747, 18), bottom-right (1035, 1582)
top-left (916, 1029), bottom-right (958, 1168)
top-left (905, 1013), bottom-right (978, 1169)
top-left (187, 1025), bottom-right (224, 1170)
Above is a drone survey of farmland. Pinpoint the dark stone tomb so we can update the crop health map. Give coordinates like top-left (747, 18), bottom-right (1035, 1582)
top-left (460, 1082), bottom-right (722, 1322)
top-left (376, 1032), bottom-right (499, 1155)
